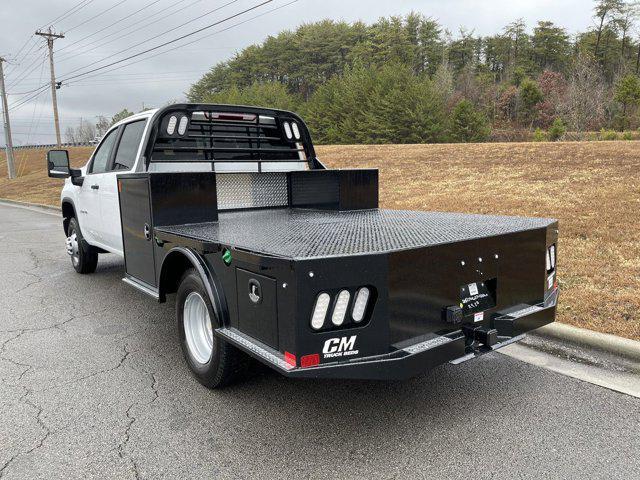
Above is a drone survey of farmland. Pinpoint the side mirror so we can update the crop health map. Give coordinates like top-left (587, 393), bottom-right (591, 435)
top-left (47, 150), bottom-right (70, 178)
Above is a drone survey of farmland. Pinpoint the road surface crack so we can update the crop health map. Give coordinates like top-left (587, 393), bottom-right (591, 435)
top-left (0, 387), bottom-right (51, 478)
top-left (116, 350), bottom-right (161, 480)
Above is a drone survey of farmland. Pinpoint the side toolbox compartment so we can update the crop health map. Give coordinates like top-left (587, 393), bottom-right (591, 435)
top-left (118, 172), bottom-right (219, 294)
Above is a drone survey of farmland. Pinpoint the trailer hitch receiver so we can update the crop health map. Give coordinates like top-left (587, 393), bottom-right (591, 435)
top-left (462, 325), bottom-right (498, 347)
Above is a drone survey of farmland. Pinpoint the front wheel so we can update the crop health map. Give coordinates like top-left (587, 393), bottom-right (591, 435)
top-left (66, 217), bottom-right (98, 274)
top-left (176, 268), bottom-right (249, 388)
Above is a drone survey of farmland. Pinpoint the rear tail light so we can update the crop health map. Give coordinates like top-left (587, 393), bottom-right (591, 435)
top-left (546, 244), bottom-right (556, 273)
top-left (291, 122), bottom-right (301, 140)
top-left (331, 290), bottom-right (351, 326)
top-left (166, 115), bottom-right (177, 134)
top-left (311, 287), bottom-right (374, 332)
top-left (283, 122), bottom-right (293, 140)
top-left (352, 287), bottom-right (370, 322)
top-left (311, 293), bottom-right (331, 330)
top-left (177, 116), bottom-right (189, 135)
top-left (545, 250), bottom-right (551, 271)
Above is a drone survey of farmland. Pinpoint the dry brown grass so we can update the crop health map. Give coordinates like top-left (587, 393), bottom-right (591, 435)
top-left (318, 142), bottom-right (640, 340)
top-left (0, 147), bottom-right (93, 206)
top-left (1, 142), bottom-right (639, 339)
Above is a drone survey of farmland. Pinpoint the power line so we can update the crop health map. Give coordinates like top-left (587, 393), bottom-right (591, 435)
top-left (63, 0), bottom-right (298, 86)
top-left (57, 0), bottom-right (163, 53)
top-left (60, 0), bottom-right (241, 76)
top-left (59, 0), bottom-right (274, 83)
top-left (6, 0), bottom-right (299, 121)
top-left (17, 61), bottom-right (47, 177)
top-left (55, 0), bottom-right (203, 61)
top-left (4, 37), bottom-right (37, 76)
top-left (64, 0), bottom-right (129, 33)
top-left (8, 85), bottom-right (50, 112)
top-left (37, 0), bottom-right (97, 30)
top-left (6, 48), bottom-right (47, 88)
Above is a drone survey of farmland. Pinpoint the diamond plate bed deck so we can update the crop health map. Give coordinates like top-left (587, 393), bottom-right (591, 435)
top-left (155, 209), bottom-right (556, 260)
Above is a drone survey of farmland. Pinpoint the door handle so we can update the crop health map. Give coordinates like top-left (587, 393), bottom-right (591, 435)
top-left (144, 223), bottom-right (151, 241)
top-left (91, 184), bottom-right (99, 190)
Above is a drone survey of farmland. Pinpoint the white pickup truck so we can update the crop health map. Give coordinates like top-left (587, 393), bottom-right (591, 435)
top-left (47, 103), bottom-right (559, 389)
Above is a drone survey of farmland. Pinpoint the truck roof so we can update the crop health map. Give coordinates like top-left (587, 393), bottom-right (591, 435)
top-left (155, 209), bottom-right (556, 260)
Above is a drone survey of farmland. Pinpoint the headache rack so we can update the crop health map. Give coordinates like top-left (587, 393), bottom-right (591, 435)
top-left (148, 104), bottom-right (316, 172)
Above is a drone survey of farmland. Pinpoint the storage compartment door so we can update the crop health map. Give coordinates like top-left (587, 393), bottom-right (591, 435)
top-left (236, 269), bottom-right (278, 349)
top-left (119, 177), bottom-right (156, 286)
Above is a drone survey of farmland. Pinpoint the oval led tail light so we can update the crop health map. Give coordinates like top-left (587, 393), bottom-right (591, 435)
top-left (291, 121), bottom-right (301, 140)
top-left (166, 115), bottom-right (178, 135)
top-left (352, 287), bottom-right (370, 322)
top-left (545, 250), bottom-right (551, 271)
top-left (177, 116), bottom-right (189, 135)
top-left (283, 121), bottom-right (293, 140)
top-left (332, 290), bottom-right (351, 326)
top-left (311, 293), bottom-right (330, 330)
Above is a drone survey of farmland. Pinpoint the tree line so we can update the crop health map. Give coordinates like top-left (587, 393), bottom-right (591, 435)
top-left (186, 1), bottom-right (640, 144)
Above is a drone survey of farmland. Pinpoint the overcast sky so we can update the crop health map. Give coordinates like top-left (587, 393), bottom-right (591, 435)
top-left (1, 0), bottom-right (595, 146)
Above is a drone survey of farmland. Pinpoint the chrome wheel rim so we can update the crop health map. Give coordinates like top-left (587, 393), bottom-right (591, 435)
top-left (66, 232), bottom-right (79, 267)
top-left (183, 292), bottom-right (213, 365)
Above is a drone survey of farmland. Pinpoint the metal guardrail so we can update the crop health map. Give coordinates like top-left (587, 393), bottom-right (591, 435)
top-left (11, 142), bottom-right (95, 150)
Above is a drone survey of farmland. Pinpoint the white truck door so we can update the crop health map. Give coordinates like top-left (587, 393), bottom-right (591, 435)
top-left (78, 128), bottom-right (119, 246)
top-left (99, 119), bottom-right (148, 255)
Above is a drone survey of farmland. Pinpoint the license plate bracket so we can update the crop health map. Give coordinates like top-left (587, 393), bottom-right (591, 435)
top-left (460, 278), bottom-right (497, 316)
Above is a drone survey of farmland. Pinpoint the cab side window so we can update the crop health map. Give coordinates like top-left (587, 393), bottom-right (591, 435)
top-left (89, 128), bottom-right (118, 174)
top-left (112, 120), bottom-right (146, 171)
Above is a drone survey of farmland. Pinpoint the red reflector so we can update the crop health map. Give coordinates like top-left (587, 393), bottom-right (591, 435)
top-left (554, 279), bottom-right (558, 289)
top-left (284, 351), bottom-right (296, 367)
top-left (300, 354), bottom-right (320, 368)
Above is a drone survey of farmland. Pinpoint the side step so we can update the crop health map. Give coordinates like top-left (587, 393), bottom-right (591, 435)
top-left (122, 275), bottom-right (160, 300)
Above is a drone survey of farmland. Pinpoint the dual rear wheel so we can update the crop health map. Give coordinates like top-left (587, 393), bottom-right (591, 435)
top-left (176, 268), bottom-right (249, 388)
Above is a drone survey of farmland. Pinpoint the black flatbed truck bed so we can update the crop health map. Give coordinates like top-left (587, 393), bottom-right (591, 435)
top-left (111, 103), bottom-right (559, 387)
top-left (155, 208), bottom-right (556, 259)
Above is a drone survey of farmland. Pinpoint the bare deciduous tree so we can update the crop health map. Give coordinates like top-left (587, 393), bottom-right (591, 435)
top-left (562, 54), bottom-right (607, 131)
top-left (64, 126), bottom-right (76, 144)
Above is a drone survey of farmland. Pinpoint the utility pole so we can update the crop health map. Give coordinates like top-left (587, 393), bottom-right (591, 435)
top-left (35, 28), bottom-right (64, 147)
top-left (0, 57), bottom-right (16, 179)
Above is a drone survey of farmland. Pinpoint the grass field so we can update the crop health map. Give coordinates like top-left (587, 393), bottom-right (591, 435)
top-left (1, 142), bottom-right (639, 340)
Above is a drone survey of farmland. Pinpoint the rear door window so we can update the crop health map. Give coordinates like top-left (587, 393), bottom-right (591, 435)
top-left (89, 128), bottom-right (118, 174)
top-left (111, 120), bottom-right (147, 171)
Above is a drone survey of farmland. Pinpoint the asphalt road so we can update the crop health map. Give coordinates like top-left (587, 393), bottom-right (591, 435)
top-left (1, 202), bottom-right (639, 479)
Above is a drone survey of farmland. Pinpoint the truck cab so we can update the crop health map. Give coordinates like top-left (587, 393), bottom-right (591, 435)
top-left (47, 104), bottom-right (559, 389)
top-left (58, 110), bottom-right (155, 256)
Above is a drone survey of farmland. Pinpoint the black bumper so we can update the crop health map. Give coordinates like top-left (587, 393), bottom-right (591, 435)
top-left (217, 289), bottom-right (558, 381)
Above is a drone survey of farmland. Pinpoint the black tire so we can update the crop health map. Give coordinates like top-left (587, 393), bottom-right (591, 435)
top-left (176, 268), bottom-right (249, 388)
top-left (67, 217), bottom-right (98, 274)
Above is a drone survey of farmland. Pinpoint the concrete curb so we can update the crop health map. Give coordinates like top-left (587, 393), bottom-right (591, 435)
top-left (0, 198), bottom-right (60, 213)
top-left (534, 322), bottom-right (640, 363)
